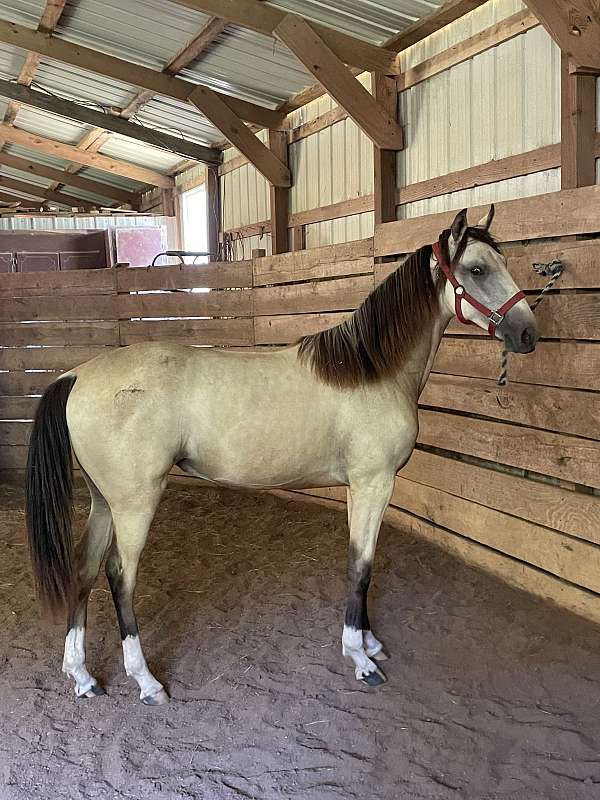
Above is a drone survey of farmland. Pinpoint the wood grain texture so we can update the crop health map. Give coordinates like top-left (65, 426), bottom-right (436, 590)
top-left (420, 373), bottom-right (600, 441)
top-left (254, 311), bottom-right (351, 344)
top-left (253, 239), bottom-right (373, 286)
top-left (0, 269), bottom-right (116, 298)
top-left (0, 346), bottom-right (112, 371)
top-left (253, 275), bottom-right (373, 316)
top-left (400, 449), bottom-right (600, 546)
top-left (119, 318), bottom-right (254, 346)
top-left (434, 339), bottom-right (600, 391)
top-left (375, 184), bottom-right (600, 256)
top-left (419, 409), bottom-right (600, 490)
top-left (0, 321), bottom-right (118, 347)
top-left (274, 16), bottom-right (403, 150)
top-left (391, 475), bottom-right (600, 592)
top-left (116, 262), bottom-right (252, 292)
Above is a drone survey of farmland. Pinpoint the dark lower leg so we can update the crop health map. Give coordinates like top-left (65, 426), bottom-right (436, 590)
top-left (105, 527), bottom-right (167, 704)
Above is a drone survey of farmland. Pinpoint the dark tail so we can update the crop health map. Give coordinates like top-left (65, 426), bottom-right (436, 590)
top-left (25, 374), bottom-right (77, 617)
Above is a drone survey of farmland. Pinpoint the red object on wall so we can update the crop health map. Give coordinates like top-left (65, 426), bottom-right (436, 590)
top-left (115, 228), bottom-right (164, 267)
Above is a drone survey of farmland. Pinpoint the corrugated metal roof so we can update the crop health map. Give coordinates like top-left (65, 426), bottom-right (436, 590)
top-left (14, 105), bottom-right (89, 144)
top-left (98, 133), bottom-right (183, 172)
top-left (183, 26), bottom-right (312, 108)
top-left (0, 41), bottom-right (27, 80)
top-left (134, 96), bottom-right (221, 146)
top-left (56, 0), bottom-right (211, 69)
top-left (0, 0), bottom-right (445, 203)
top-left (268, 0), bottom-right (442, 44)
top-left (0, 0), bottom-right (46, 28)
top-left (33, 59), bottom-right (139, 109)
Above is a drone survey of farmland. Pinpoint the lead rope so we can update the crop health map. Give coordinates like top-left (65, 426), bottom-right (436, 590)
top-left (497, 259), bottom-right (565, 387)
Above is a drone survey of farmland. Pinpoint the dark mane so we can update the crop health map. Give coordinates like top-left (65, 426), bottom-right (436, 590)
top-left (297, 227), bottom-right (500, 388)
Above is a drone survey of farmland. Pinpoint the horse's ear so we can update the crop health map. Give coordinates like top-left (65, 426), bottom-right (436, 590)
top-left (476, 203), bottom-right (495, 231)
top-left (451, 208), bottom-right (468, 243)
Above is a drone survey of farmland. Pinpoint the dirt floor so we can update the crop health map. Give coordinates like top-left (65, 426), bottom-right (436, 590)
top-left (0, 481), bottom-right (599, 800)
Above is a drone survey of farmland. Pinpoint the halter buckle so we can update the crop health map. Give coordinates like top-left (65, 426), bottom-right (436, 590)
top-left (488, 311), bottom-right (504, 326)
top-left (455, 285), bottom-right (465, 296)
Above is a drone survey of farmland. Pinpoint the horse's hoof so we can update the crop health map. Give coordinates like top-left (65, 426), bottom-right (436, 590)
top-left (360, 668), bottom-right (387, 687)
top-left (142, 688), bottom-right (170, 706)
top-left (372, 649), bottom-right (389, 662)
top-left (80, 683), bottom-right (105, 698)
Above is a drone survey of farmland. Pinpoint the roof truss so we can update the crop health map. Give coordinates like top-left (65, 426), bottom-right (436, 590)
top-left (0, 78), bottom-right (221, 166)
top-left (168, 0), bottom-right (399, 74)
top-left (522, 1), bottom-right (600, 74)
top-left (275, 15), bottom-right (403, 151)
top-left (0, 123), bottom-right (174, 188)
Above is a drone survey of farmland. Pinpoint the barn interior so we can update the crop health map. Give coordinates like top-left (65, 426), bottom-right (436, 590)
top-left (0, 0), bottom-right (599, 797)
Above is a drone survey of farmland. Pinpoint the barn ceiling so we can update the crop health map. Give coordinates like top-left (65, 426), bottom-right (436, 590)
top-left (0, 0), bottom-right (444, 208)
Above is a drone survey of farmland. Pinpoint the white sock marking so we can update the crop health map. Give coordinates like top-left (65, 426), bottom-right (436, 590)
top-left (62, 627), bottom-right (97, 697)
top-left (122, 635), bottom-right (163, 700)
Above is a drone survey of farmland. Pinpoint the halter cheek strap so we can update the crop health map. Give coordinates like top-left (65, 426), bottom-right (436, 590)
top-left (432, 240), bottom-right (525, 337)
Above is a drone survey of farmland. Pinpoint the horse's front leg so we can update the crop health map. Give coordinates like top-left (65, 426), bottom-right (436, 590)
top-left (342, 476), bottom-right (394, 686)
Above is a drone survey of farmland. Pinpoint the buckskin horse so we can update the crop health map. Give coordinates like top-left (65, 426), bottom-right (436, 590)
top-left (26, 206), bottom-right (537, 704)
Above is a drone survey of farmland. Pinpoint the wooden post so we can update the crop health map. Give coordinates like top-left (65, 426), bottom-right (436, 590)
top-left (561, 53), bottom-right (597, 189)
top-left (206, 166), bottom-right (220, 260)
top-left (161, 188), bottom-right (176, 217)
top-left (291, 225), bottom-right (306, 251)
top-left (268, 129), bottom-right (290, 254)
top-left (373, 73), bottom-right (398, 225)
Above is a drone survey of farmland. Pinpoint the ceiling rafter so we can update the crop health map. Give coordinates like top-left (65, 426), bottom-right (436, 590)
top-left (0, 19), bottom-right (289, 187)
top-left (274, 15), bottom-right (403, 150)
top-left (0, 0), bottom-right (66, 136)
top-left (0, 151), bottom-right (137, 204)
top-left (167, 0), bottom-right (400, 74)
top-left (0, 123), bottom-right (174, 188)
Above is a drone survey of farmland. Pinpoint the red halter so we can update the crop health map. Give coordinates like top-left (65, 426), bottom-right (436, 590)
top-left (432, 240), bottom-right (525, 338)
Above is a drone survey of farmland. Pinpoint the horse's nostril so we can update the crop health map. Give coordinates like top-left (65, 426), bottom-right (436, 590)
top-left (521, 328), bottom-right (533, 346)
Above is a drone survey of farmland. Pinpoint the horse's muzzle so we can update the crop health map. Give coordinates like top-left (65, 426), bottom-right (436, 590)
top-left (503, 323), bottom-right (538, 354)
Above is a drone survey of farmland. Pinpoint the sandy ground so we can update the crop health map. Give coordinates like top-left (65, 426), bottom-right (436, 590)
top-left (0, 480), bottom-right (599, 800)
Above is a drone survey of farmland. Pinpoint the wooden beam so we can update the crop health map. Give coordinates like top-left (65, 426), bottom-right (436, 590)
top-left (166, 17), bottom-right (228, 74)
top-left (267, 129), bottom-right (289, 253)
top-left (274, 16), bottom-right (403, 151)
top-left (0, 20), bottom-right (284, 130)
top-left (522, 1), bottom-right (600, 73)
top-left (0, 151), bottom-right (137, 204)
top-left (0, 191), bottom-right (39, 207)
top-left (385, 0), bottom-right (490, 52)
top-left (0, 78), bottom-right (221, 166)
top-left (38, 0), bottom-right (67, 33)
top-left (372, 74), bottom-right (397, 225)
top-left (0, 123), bottom-right (174, 188)
top-left (188, 86), bottom-right (290, 186)
top-left (397, 144), bottom-right (562, 205)
top-left (397, 10), bottom-right (539, 91)
top-left (206, 166), bottom-right (220, 259)
top-left (0, 175), bottom-right (91, 208)
top-left (166, 0), bottom-right (399, 74)
top-left (0, 0), bottom-right (67, 142)
top-left (119, 16), bottom-right (229, 129)
top-left (560, 52), bottom-right (597, 188)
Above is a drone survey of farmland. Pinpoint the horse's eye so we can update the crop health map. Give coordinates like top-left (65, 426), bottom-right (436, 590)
top-left (471, 266), bottom-right (483, 276)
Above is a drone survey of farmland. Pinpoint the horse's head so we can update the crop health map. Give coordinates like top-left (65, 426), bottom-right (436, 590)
top-left (438, 206), bottom-right (538, 354)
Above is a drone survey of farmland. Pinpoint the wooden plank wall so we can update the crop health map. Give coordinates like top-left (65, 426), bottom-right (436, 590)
top-left (253, 185), bottom-right (600, 623)
top-left (0, 261), bottom-right (253, 469)
top-left (3, 183), bottom-right (600, 622)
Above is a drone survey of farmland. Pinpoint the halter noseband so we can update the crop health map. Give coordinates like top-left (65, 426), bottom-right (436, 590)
top-left (432, 239), bottom-right (525, 338)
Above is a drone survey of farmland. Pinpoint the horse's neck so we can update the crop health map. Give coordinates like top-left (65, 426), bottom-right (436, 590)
top-left (393, 308), bottom-right (452, 400)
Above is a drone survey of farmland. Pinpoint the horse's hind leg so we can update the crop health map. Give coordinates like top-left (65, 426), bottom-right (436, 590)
top-left (342, 476), bottom-right (394, 686)
top-left (63, 477), bottom-right (113, 698)
top-left (106, 502), bottom-right (168, 705)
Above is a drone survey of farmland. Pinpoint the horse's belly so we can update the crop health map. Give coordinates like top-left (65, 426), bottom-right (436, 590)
top-left (180, 421), bottom-right (346, 490)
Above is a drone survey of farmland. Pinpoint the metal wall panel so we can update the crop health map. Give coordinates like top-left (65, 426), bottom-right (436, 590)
top-left (397, 0), bottom-right (562, 218)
